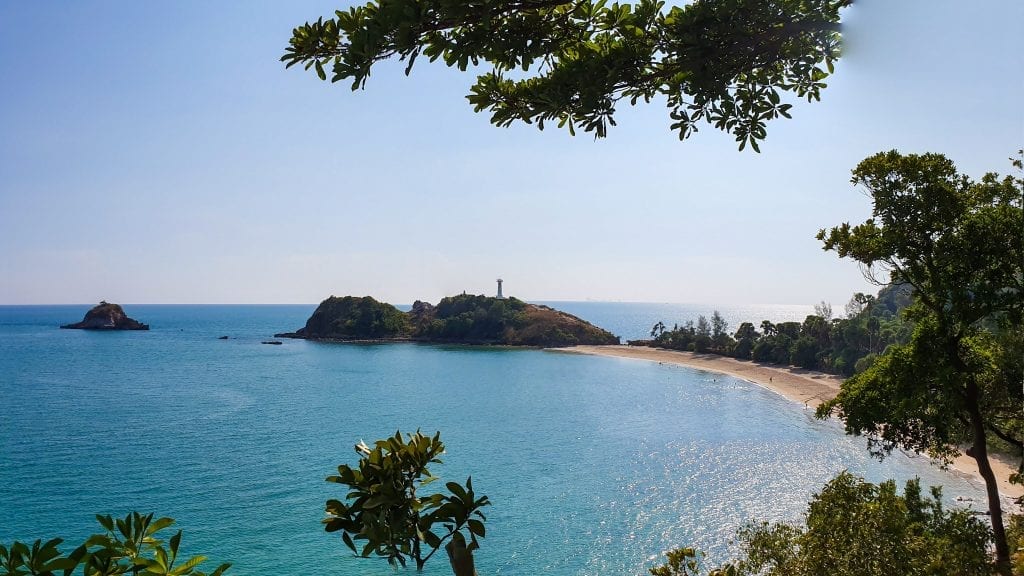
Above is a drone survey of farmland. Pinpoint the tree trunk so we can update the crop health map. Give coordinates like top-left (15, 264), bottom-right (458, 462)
top-left (965, 380), bottom-right (1012, 575)
top-left (445, 533), bottom-right (477, 576)
top-left (412, 510), bottom-right (423, 570)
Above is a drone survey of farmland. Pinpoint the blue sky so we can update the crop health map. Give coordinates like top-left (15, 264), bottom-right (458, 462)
top-left (1, 1), bottom-right (1021, 306)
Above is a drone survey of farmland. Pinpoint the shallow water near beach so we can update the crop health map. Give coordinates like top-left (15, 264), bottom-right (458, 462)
top-left (0, 304), bottom-right (989, 575)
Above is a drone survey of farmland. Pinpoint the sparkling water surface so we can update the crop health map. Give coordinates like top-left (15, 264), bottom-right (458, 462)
top-left (0, 304), bottom-right (988, 575)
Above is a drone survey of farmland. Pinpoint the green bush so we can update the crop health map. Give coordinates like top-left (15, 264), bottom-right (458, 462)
top-left (652, 472), bottom-right (992, 576)
top-left (0, 512), bottom-right (229, 576)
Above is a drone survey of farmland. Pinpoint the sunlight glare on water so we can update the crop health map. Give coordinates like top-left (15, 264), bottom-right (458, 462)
top-left (0, 305), bottom-right (989, 575)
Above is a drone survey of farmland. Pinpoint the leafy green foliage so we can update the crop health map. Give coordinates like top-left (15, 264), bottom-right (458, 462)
top-left (818, 151), bottom-right (1023, 324)
top-left (415, 294), bottom-right (527, 341)
top-left (788, 335), bottom-right (818, 369)
top-left (734, 472), bottom-right (992, 576)
top-left (648, 547), bottom-right (736, 576)
top-left (323, 431), bottom-right (489, 571)
top-left (287, 293), bottom-right (618, 346)
top-left (644, 286), bottom-right (913, 375)
top-left (651, 472), bottom-right (992, 576)
top-left (733, 322), bottom-right (757, 341)
top-left (649, 312), bottom-right (731, 356)
top-left (815, 150), bottom-right (1024, 573)
top-left (0, 513), bottom-right (229, 576)
top-left (415, 294), bottom-right (620, 345)
top-left (282, 0), bottom-right (849, 149)
top-left (1008, 513), bottom-right (1024, 575)
top-left (294, 295), bottom-right (408, 339)
top-left (818, 318), bottom-right (970, 462)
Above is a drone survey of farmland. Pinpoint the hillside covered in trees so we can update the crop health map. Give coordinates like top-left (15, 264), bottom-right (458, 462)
top-left (276, 294), bottom-right (619, 347)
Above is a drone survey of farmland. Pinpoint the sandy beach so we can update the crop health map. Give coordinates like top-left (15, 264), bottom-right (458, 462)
top-left (561, 345), bottom-right (1023, 503)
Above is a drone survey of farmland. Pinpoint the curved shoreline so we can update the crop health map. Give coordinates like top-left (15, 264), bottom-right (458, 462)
top-left (558, 345), bottom-right (1023, 504)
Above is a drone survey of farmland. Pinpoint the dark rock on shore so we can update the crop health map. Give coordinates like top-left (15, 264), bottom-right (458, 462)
top-left (277, 293), bottom-right (619, 347)
top-left (61, 301), bottom-right (149, 330)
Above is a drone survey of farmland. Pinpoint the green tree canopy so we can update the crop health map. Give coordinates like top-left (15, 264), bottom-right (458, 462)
top-left (283, 0), bottom-right (849, 149)
top-left (323, 431), bottom-right (489, 575)
top-left (732, 472), bottom-right (992, 576)
top-left (0, 512), bottom-right (230, 576)
top-left (816, 150), bottom-right (1024, 574)
top-left (650, 472), bottom-right (992, 576)
top-left (294, 295), bottom-right (408, 339)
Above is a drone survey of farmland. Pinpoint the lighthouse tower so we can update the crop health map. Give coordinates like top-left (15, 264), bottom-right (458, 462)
top-left (496, 278), bottom-right (504, 299)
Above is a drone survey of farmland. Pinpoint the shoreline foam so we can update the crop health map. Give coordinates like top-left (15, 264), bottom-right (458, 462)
top-left (558, 345), bottom-right (1023, 505)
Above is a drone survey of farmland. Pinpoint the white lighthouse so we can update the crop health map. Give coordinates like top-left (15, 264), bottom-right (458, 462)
top-left (496, 278), bottom-right (504, 299)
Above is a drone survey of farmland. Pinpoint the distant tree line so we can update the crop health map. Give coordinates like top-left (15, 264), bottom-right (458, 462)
top-left (640, 284), bottom-right (913, 376)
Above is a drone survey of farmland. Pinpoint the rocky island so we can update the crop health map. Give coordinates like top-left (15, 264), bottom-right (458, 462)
top-left (60, 301), bottom-right (150, 330)
top-left (276, 294), bottom-right (618, 347)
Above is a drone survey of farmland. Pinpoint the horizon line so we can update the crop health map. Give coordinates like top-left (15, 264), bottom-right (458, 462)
top-left (0, 299), bottom-right (819, 308)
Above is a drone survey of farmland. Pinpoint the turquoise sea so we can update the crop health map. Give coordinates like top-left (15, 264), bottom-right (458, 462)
top-left (0, 304), bottom-right (989, 575)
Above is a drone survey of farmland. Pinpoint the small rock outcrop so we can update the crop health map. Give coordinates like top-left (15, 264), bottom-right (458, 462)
top-left (60, 301), bottom-right (149, 330)
top-left (408, 300), bottom-right (435, 324)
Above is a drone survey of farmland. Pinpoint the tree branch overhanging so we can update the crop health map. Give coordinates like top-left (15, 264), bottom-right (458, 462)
top-left (283, 0), bottom-right (850, 146)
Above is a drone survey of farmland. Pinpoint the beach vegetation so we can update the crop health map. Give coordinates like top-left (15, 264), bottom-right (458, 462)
top-left (733, 323), bottom-right (757, 341)
top-left (695, 315), bottom-right (710, 339)
top-left (651, 321), bottom-right (667, 339)
top-left (789, 335), bottom-right (818, 369)
top-left (0, 512), bottom-right (230, 576)
top-left (732, 337), bottom-right (753, 360)
top-left (647, 282), bottom-right (913, 375)
top-left (749, 338), bottom-right (773, 363)
top-left (323, 431), bottom-right (489, 575)
top-left (768, 334), bottom-right (793, 365)
top-left (816, 150), bottom-right (1024, 574)
top-left (710, 311), bottom-right (732, 353)
top-left (773, 322), bottom-right (800, 340)
top-left (283, 0), bottom-right (849, 149)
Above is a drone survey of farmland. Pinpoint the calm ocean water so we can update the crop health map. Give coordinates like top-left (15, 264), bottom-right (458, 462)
top-left (0, 304), bottom-right (988, 575)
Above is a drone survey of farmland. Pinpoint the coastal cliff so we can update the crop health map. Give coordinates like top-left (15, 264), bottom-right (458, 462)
top-left (276, 294), bottom-right (618, 347)
top-left (61, 302), bottom-right (149, 330)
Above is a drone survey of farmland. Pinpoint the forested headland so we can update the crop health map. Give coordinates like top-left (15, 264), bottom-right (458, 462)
top-left (276, 293), bottom-right (619, 347)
